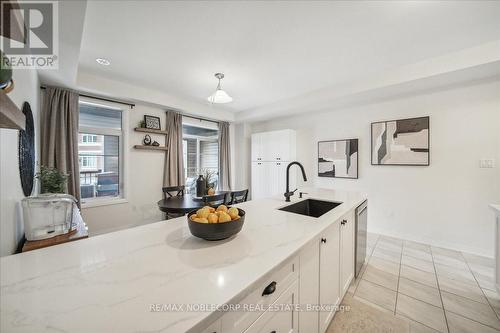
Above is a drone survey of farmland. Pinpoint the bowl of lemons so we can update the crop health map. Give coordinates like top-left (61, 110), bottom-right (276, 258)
top-left (187, 204), bottom-right (245, 241)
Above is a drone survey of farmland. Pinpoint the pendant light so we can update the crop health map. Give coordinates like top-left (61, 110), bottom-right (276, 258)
top-left (207, 73), bottom-right (233, 104)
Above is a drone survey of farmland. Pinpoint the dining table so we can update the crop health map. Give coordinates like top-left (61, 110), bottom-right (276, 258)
top-left (157, 191), bottom-right (230, 216)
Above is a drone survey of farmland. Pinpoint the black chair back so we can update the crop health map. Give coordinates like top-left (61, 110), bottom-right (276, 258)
top-left (230, 189), bottom-right (249, 205)
top-left (202, 193), bottom-right (228, 207)
top-left (162, 185), bottom-right (185, 199)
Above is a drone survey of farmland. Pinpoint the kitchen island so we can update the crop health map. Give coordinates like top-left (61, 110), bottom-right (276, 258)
top-left (1, 188), bottom-right (366, 333)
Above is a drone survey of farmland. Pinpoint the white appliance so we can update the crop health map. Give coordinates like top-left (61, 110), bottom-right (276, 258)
top-left (251, 129), bottom-right (296, 199)
top-left (21, 194), bottom-right (77, 240)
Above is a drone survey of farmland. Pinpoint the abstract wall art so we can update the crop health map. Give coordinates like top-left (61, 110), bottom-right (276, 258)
top-left (371, 116), bottom-right (429, 166)
top-left (318, 139), bottom-right (358, 179)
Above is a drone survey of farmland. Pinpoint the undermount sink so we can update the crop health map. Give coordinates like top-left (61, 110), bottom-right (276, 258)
top-left (278, 199), bottom-right (342, 218)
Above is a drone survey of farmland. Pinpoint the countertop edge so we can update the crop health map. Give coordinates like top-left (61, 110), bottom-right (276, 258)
top-left (187, 195), bottom-right (367, 332)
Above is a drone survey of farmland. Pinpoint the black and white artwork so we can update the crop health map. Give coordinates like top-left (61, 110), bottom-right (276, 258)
top-left (371, 116), bottom-right (429, 166)
top-left (144, 115), bottom-right (161, 130)
top-left (318, 139), bottom-right (358, 179)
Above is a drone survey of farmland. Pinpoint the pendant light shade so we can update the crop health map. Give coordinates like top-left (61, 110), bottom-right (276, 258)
top-left (207, 73), bottom-right (233, 104)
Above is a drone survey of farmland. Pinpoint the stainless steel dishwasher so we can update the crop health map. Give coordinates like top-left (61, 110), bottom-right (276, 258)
top-left (355, 200), bottom-right (368, 277)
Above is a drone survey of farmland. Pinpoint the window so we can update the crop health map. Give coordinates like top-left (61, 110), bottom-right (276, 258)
top-left (82, 134), bottom-right (97, 144)
top-left (182, 117), bottom-right (219, 194)
top-left (78, 101), bottom-right (124, 203)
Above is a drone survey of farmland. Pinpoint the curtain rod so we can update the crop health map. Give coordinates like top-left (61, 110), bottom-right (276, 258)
top-left (40, 86), bottom-right (135, 108)
top-left (181, 113), bottom-right (221, 125)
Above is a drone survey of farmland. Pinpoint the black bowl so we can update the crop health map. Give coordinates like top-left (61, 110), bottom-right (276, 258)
top-left (187, 207), bottom-right (245, 241)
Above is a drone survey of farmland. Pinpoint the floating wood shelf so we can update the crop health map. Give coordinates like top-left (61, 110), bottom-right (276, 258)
top-left (134, 145), bottom-right (168, 151)
top-left (134, 127), bottom-right (168, 135)
top-left (0, 90), bottom-right (25, 130)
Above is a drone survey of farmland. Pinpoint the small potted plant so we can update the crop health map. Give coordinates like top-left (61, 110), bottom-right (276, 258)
top-left (36, 166), bottom-right (69, 194)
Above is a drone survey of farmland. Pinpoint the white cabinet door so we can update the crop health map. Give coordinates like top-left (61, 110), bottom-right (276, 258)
top-left (299, 240), bottom-right (320, 333)
top-left (274, 129), bottom-right (295, 162)
top-left (244, 280), bottom-right (299, 333)
top-left (276, 162), bottom-right (286, 196)
top-left (319, 223), bottom-right (341, 333)
top-left (252, 162), bottom-right (276, 199)
top-left (340, 210), bottom-right (355, 297)
top-left (261, 131), bottom-right (276, 162)
top-left (252, 130), bottom-right (296, 163)
top-left (251, 133), bottom-right (263, 161)
top-left (251, 162), bottom-right (263, 199)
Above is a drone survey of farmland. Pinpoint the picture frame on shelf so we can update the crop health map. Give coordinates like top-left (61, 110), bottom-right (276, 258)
top-left (144, 115), bottom-right (161, 130)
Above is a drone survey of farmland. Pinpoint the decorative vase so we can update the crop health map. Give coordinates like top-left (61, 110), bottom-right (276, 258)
top-left (196, 175), bottom-right (206, 197)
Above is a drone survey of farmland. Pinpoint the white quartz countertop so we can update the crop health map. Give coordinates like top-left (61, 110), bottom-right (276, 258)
top-left (1, 188), bottom-right (366, 333)
top-left (491, 204), bottom-right (500, 214)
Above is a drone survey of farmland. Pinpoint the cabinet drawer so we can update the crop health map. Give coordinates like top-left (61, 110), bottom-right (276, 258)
top-left (221, 255), bottom-right (298, 333)
top-left (244, 279), bottom-right (298, 333)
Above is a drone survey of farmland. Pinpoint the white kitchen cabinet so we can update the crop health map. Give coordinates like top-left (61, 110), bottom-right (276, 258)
top-left (251, 162), bottom-right (265, 199)
top-left (340, 210), bottom-right (355, 298)
top-left (251, 133), bottom-right (264, 162)
top-left (318, 222), bottom-right (341, 333)
top-left (221, 256), bottom-right (298, 333)
top-left (251, 161), bottom-right (294, 200)
top-left (243, 280), bottom-right (299, 333)
top-left (299, 240), bottom-right (320, 333)
top-left (251, 129), bottom-right (296, 199)
top-left (251, 129), bottom-right (296, 162)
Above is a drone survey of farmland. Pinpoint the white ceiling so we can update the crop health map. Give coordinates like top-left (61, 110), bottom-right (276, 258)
top-left (78, 1), bottom-right (500, 113)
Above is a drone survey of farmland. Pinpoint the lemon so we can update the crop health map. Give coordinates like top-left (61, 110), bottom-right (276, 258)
top-left (228, 207), bottom-right (239, 220)
top-left (207, 213), bottom-right (219, 223)
top-left (216, 204), bottom-right (228, 213)
top-left (218, 212), bottom-right (231, 223)
top-left (196, 208), bottom-right (210, 219)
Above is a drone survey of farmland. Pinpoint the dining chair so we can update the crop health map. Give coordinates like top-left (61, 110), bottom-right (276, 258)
top-left (229, 189), bottom-right (249, 205)
top-left (202, 193), bottom-right (228, 207)
top-left (162, 185), bottom-right (185, 199)
top-left (162, 185), bottom-right (185, 219)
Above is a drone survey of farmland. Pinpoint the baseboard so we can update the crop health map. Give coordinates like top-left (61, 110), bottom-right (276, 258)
top-left (368, 227), bottom-right (494, 259)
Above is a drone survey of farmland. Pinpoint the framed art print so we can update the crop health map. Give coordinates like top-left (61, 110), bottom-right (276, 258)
top-left (371, 116), bottom-right (429, 166)
top-left (144, 115), bottom-right (161, 130)
top-left (318, 139), bottom-right (358, 179)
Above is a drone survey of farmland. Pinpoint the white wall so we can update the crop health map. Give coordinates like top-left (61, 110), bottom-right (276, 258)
top-left (0, 68), bottom-right (40, 257)
top-left (80, 103), bottom-right (167, 235)
top-left (81, 102), bottom-right (237, 236)
top-left (250, 80), bottom-right (500, 257)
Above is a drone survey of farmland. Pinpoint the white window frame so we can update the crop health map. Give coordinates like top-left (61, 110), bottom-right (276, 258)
top-left (80, 155), bottom-right (97, 168)
top-left (182, 117), bottom-right (220, 193)
top-left (79, 98), bottom-right (129, 208)
top-left (81, 134), bottom-right (98, 145)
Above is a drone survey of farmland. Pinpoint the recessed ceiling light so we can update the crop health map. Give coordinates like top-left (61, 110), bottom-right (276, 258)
top-left (96, 58), bottom-right (110, 66)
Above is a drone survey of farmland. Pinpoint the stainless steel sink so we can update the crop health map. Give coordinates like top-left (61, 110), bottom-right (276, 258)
top-left (278, 199), bottom-right (342, 218)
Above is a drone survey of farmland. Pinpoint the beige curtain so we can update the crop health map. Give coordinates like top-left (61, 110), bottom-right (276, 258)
top-left (163, 111), bottom-right (185, 187)
top-left (218, 121), bottom-right (231, 190)
top-left (40, 87), bottom-right (81, 205)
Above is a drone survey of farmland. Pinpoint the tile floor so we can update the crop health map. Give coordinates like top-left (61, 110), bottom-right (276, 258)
top-left (345, 233), bottom-right (500, 332)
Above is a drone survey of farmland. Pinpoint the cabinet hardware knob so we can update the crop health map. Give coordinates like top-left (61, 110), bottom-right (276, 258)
top-left (341, 220), bottom-right (347, 225)
top-left (262, 281), bottom-right (277, 296)
top-left (321, 238), bottom-right (327, 243)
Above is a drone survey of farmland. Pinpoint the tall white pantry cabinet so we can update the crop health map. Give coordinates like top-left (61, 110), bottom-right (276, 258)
top-left (251, 129), bottom-right (297, 199)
